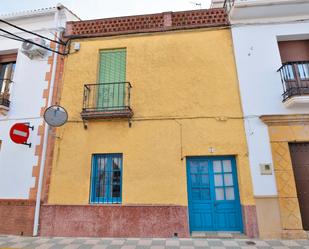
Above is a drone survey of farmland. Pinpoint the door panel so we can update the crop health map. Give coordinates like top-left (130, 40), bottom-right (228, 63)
top-left (187, 156), bottom-right (243, 232)
top-left (289, 143), bottom-right (309, 230)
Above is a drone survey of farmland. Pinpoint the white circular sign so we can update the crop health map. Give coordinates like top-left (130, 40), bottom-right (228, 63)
top-left (44, 105), bottom-right (68, 127)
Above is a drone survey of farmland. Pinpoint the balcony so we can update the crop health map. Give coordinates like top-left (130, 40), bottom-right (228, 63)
top-left (81, 82), bottom-right (133, 120)
top-left (223, 0), bottom-right (309, 24)
top-left (278, 61), bottom-right (309, 107)
top-left (0, 95), bottom-right (10, 108)
top-left (223, 0), bottom-right (235, 12)
top-left (0, 78), bottom-right (11, 112)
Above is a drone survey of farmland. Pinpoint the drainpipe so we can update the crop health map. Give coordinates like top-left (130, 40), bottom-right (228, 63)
top-left (32, 8), bottom-right (62, 237)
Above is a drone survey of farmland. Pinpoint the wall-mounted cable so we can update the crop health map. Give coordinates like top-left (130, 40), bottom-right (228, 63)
top-left (0, 28), bottom-right (67, 56)
top-left (0, 19), bottom-right (66, 45)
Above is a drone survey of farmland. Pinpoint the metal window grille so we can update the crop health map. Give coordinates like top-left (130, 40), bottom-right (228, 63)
top-left (223, 0), bottom-right (235, 12)
top-left (90, 154), bottom-right (122, 204)
top-left (0, 62), bottom-right (15, 109)
top-left (0, 62), bottom-right (15, 93)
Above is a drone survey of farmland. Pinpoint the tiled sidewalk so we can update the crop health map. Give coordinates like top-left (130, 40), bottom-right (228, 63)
top-left (0, 236), bottom-right (309, 249)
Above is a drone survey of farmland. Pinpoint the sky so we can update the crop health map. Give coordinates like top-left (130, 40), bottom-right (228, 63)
top-left (0, 0), bottom-right (212, 20)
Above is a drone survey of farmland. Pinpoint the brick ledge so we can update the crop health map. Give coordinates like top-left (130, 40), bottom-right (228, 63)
top-left (65, 8), bottom-right (229, 38)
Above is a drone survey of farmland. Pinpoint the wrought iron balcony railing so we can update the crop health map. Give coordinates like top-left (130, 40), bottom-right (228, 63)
top-left (278, 61), bottom-right (309, 102)
top-left (81, 82), bottom-right (133, 120)
top-left (223, 0), bottom-right (235, 12)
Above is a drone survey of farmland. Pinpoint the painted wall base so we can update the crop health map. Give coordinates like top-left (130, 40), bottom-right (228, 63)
top-left (255, 197), bottom-right (282, 239)
top-left (242, 205), bottom-right (259, 238)
top-left (0, 200), bottom-right (35, 236)
top-left (40, 205), bottom-right (190, 238)
top-left (40, 204), bottom-right (260, 238)
top-left (281, 230), bottom-right (308, 239)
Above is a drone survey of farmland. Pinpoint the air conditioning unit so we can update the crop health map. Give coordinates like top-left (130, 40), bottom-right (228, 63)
top-left (21, 38), bottom-right (47, 59)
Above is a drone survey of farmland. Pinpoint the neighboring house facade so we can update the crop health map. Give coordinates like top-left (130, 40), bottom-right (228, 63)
top-left (41, 9), bottom-right (260, 238)
top-left (213, 0), bottom-right (309, 239)
top-left (0, 6), bottom-right (79, 235)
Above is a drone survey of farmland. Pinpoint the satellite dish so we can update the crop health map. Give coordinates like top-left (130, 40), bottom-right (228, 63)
top-left (44, 105), bottom-right (68, 127)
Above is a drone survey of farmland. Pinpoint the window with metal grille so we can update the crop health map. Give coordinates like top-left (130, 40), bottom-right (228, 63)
top-left (90, 154), bottom-right (122, 204)
top-left (0, 61), bottom-right (16, 109)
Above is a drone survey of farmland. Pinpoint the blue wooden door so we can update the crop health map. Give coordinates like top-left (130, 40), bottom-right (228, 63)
top-left (187, 156), bottom-right (243, 232)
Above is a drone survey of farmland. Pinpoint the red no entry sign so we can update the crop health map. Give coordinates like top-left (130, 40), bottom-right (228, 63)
top-left (9, 123), bottom-right (30, 145)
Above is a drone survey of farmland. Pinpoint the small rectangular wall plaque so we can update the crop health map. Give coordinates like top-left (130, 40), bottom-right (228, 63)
top-left (260, 163), bottom-right (273, 175)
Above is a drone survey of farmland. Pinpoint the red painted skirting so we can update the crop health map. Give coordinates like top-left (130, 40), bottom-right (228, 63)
top-left (0, 200), bottom-right (35, 236)
top-left (242, 205), bottom-right (259, 238)
top-left (40, 205), bottom-right (190, 238)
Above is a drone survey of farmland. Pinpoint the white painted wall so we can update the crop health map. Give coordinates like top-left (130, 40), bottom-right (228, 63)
top-left (232, 20), bottom-right (309, 196)
top-left (0, 8), bottom-right (78, 199)
top-left (229, 0), bottom-right (309, 24)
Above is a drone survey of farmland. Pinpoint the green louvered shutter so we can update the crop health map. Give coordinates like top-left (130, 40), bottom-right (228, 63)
top-left (97, 49), bottom-right (126, 110)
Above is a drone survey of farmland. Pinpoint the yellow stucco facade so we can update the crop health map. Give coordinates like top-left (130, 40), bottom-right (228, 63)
top-left (47, 28), bottom-right (255, 207)
top-left (261, 115), bottom-right (309, 239)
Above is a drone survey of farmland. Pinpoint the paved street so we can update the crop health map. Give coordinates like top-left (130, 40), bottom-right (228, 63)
top-left (0, 236), bottom-right (309, 249)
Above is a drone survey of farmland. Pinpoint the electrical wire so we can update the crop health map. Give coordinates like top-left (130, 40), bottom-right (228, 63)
top-left (0, 18), bottom-right (66, 45)
top-left (0, 114), bottom-right (262, 123)
top-left (0, 18), bottom-right (71, 56)
top-left (62, 114), bottom-right (261, 124)
top-left (0, 116), bottom-right (41, 122)
top-left (0, 33), bottom-right (24, 42)
top-left (0, 28), bottom-right (67, 56)
top-left (47, 29), bottom-right (63, 42)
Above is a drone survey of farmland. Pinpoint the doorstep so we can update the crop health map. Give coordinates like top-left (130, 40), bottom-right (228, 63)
top-left (191, 231), bottom-right (246, 239)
